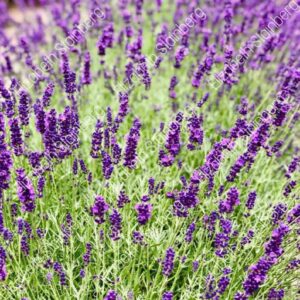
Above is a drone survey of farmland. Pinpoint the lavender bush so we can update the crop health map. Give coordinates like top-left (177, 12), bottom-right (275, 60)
top-left (0, 0), bottom-right (299, 299)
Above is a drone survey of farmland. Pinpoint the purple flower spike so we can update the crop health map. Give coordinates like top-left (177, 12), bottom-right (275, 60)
top-left (16, 168), bottom-right (36, 212)
top-left (61, 53), bottom-right (76, 94)
top-left (135, 202), bottom-right (152, 225)
top-left (219, 187), bottom-right (240, 214)
top-left (287, 204), bottom-right (300, 224)
top-left (187, 112), bottom-right (203, 150)
top-left (162, 247), bottom-right (175, 277)
top-left (162, 291), bottom-right (173, 300)
top-left (9, 118), bottom-right (24, 156)
top-left (0, 113), bottom-right (13, 194)
top-left (117, 191), bottom-right (130, 208)
top-left (124, 118), bottom-right (141, 169)
top-left (82, 51), bottom-right (92, 85)
top-left (90, 120), bottom-right (103, 158)
top-left (101, 150), bottom-right (114, 180)
top-left (42, 82), bottom-right (55, 107)
top-left (245, 191), bottom-right (256, 210)
top-left (91, 196), bottom-right (109, 224)
top-left (83, 243), bottom-right (92, 266)
top-left (185, 222), bottom-right (196, 243)
top-left (18, 90), bottom-right (31, 126)
top-left (267, 288), bottom-right (284, 300)
top-left (0, 245), bottom-right (7, 281)
top-left (109, 209), bottom-right (122, 240)
top-left (104, 290), bottom-right (118, 300)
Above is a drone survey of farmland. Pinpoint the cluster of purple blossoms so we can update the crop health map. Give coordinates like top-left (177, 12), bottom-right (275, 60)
top-left (90, 120), bottom-right (103, 158)
top-left (109, 209), bottom-right (122, 240)
top-left (217, 274), bottom-right (231, 296)
top-left (83, 243), bottom-right (92, 266)
top-left (104, 290), bottom-right (119, 300)
top-left (283, 180), bottom-right (296, 197)
top-left (162, 247), bottom-right (175, 277)
top-left (132, 231), bottom-right (145, 245)
top-left (97, 22), bottom-right (114, 56)
top-left (42, 82), bottom-right (55, 107)
top-left (162, 291), bottom-right (173, 300)
top-left (135, 202), bottom-right (152, 225)
top-left (124, 118), bottom-right (141, 169)
top-left (0, 113), bottom-right (13, 197)
top-left (137, 56), bottom-right (151, 90)
top-left (117, 190), bottom-right (130, 208)
top-left (81, 51), bottom-right (92, 85)
top-left (241, 230), bottom-right (255, 247)
top-left (197, 92), bottom-right (209, 108)
top-left (34, 100), bottom-right (46, 134)
top-left (199, 138), bottom-right (234, 191)
top-left (116, 93), bottom-right (129, 124)
top-left (159, 113), bottom-right (183, 167)
top-left (148, 177), bottom-right (155, 195)
top-left (185, 222), bottom-right (196, 243)
top-left (287, 204), bottom-right (300, 224)
top-left (174, 46), bottom-right (189, 69)
top-left (61, 213), bottom-right (72, 245)
top-left (0, 245), bottom-right (7, 281)
top-left (285, 156), bottom-right (299, 178)
top-left (245, 191), bottom-right (257, 210)
top-left (214, 218), bottom-right (232, 257)
top-left (9, 118), bottom-right (24, 156)
top-left (267, 288), bottom-right (284, 300)
top-left (101, 150), bottom-right (114, 180)
top-left (53, 262), bottom-right (67, 286)
top-left (16, 168), bottom-right (36, 212)
top-left (192, 45), bottom-right (216, 88)
top-left (219, 187), bottom-right (240, 214)
top-left (171, 178), bottom-right (200, 217)
top-left (271, 203), bottom-right (287, 225)
top-left (202, 210), bottom-right (219, 235)
top-left (37, 175), bottom-right (45, 198)
top-left (187, 112), bottom-right (203, 150)
top-left (61, 53), bottom-right (76, 94)
top-left (227, 114), bottom-right (271, 182)
top-left (18, 90), bottom-right (31, 126)
top-left (91, 196), bottom-right (109, 224)
top-left (43, 109), bottom-right (59, 159)
top-left (169, 76), bottom-right (178, 99)
top-left (240, 223), bottom-right (289, 297)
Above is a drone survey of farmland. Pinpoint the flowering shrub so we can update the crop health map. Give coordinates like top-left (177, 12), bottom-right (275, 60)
top-left (0, 0), bottom-right (299, 299)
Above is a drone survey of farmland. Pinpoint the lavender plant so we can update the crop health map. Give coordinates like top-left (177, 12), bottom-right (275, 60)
top-left (0, 0), bottom-right (299, 299)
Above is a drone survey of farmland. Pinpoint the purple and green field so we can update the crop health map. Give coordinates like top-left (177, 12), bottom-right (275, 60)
top-left (0, 0), bottom-right (299, 299)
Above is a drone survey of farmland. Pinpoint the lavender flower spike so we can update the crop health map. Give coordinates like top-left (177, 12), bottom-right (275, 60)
top-left (16, 168), bottom-right (36, 212)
